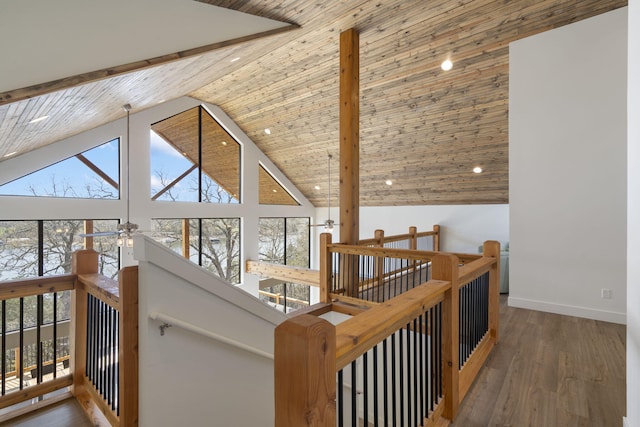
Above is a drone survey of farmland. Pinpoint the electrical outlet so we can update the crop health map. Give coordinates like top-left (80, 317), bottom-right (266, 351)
top-left (601, 288), bottom-right (612, 299)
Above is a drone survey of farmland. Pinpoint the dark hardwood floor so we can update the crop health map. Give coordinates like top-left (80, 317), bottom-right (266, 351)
top-left (0, 398), bottom-right (92, 427)
top-left (452, 295), bottom-right (626, 427)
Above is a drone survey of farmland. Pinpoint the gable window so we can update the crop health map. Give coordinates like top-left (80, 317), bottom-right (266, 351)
top-left (259, 165), bottom-right (299, 205)
top-left (150, 107), bottom-right (241, 203)
top-left (0, 139), bottom-right (120, 199)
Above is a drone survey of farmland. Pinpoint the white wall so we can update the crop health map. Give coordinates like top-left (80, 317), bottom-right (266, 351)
top-left (509, 8), bottom-right (627, 324)
top-left (314, 204), bottom-right (508, 255)
top-left (135, 235), bottom-right (286, 427)
top-left (627, 0), bottom-right (639, 425)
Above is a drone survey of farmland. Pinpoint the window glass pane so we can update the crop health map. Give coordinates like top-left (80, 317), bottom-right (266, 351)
top-left (201, 218), bottom-right (241, 284)
top-left (90, 220), bottom-right (120, 278)
top-left (0, 139), bottom-right (119, 199)
top-left (285, 218), bottom-right (310, 267)
top-left (43, 220), bottom-right (84, 275)
top-left (259, 218), bottom-right (285, 263)
top-left (0, 221), bottom-right (39, 280)
top-left (150, 128), bottom-right (199, 202)
top-left (151, 219), bottom-right (185, 255)
top-left (201, 109), bottom-right (240, 203)
top-left (259, 165), bottom-right (299, 205)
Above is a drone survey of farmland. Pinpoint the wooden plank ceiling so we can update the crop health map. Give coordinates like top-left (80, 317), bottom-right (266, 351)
top-left (0, 0), bottom-right (627, 207)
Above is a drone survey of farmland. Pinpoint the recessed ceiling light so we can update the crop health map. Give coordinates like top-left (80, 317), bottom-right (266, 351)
top-left (441, 59), bottom-right (453, 71)
top-left (473, 166), bottom-right (483, 174)
top-left (157, 99), bottom-right (166, 104)
top-left (221, 141), bottom-right (227, 146)
top-left (385, 179), bottom-right (393, 186)
top-left (3, 151), bottom-right (17, 158)
top-left (264, 128), bottom-right (271, 135)
top-left (314, 185), bottom-right (321, 190)
top-left (272, 189), bottom-right (277, 193)
top-left (29, 115), bottom-right (49, 124)
top-left (231, 57), bottom-right (240, 62)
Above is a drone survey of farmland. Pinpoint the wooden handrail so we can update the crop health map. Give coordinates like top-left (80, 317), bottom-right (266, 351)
top-left (335, 280), bottom-right (450, 370)
top-left (245, 260), bottom-right (320, 287)
top-left (458, 257), bottom-right (496, 285)
top-left (328, 244), bottom-right (437, 260)
top-left (357, 225), bottom-right (440, 250)
top-left (0, 275), bottom-right (75, 300)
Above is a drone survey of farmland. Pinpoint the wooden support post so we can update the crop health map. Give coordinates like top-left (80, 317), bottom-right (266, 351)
top-left (339, 28), bottom-right (360, 246)
top-left (70, 250), bottom-right (96, 415)
top-left (374, 229), bottom-right (384, 284)
top-left (275, 314), bottom-right (336, 427)
top-left (319, 233), bottom-right (333, 303)
top-left (182, 219), bottom-right (190, 259)
top-left (483, 241), bottom-right (501, 344)
top-left (432, 253), bottom-right (460, 421)
top-left (119, 266), bottom-right (139, 427)
top-left (433, 224), bottom-right (441, 252)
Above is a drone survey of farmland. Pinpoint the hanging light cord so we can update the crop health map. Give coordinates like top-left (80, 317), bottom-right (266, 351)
top-left (124, 104), bottom-right (131, 227)
top-left (327, 154), bottom-right (332, 222)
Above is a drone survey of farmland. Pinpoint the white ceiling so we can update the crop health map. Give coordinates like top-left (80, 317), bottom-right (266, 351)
top-left (0, 0), bottom-right (289, 93)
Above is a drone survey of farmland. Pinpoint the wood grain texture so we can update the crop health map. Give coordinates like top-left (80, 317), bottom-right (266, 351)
top-left (451, 296), bottom-right (626, 427)
top-left (0, 0), bottom-right (627, 206)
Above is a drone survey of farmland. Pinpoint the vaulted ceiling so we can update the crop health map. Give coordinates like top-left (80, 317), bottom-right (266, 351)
top-left (0, 0), bottom-right (627, 207)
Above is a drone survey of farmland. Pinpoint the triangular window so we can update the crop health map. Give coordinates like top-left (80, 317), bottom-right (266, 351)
top-left (0, 139), bottom-right (119, 199)
top-left (150, 106), bottom-right (240, 203)
top-left (259, 165), bottom-right (299, 205)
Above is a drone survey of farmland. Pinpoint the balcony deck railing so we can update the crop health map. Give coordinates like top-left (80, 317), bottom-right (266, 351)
top-left (0, 250), bottom-right (138, 426)
top-left (274, 234), bottom-right (500, 426)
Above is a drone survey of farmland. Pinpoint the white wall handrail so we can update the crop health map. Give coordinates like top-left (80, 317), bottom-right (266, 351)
top-left (149, 311), bottom-right (274, 360)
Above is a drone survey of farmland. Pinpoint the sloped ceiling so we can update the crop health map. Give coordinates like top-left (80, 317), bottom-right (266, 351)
top-left (0, 0), bottom-right (627, 207)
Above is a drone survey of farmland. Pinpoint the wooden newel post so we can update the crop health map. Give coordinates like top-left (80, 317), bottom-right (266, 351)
top-left (409, 226), bottom-right (417, 250)
top-left (70, 250), bottom-right (98, 397)
top-left (119, 266), bottom-right (139, 426)
top-left (374, 229), bottom-right (384, 247)
top-left (432, 253), bottom-right (460, 420)
top-left (275, 314), bottom-right (336, 427)
top-left (433, 225), bottom-right (441, 252)
top-left (483, 240), bottom-right (500, 344)
top-left (319, 233), bottom-right (333, 303)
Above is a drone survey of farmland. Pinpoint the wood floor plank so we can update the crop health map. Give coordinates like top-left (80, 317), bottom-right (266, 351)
top-left (452, 296), bottom-right (626, 427)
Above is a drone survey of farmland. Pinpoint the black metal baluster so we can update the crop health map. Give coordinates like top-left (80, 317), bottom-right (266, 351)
top-left (437, 302), bottom-right (443, 398)
top-left (429, 304), bottom-right (439, 411)
top-left (391, 333), bottom-right (397, 427)
top-left (338, 369), bottom-right (344, 427)
top-left (53, 293), bottom-right (57, 380)
top-left (363, 351), bottom-right (369, 426)
top-left (412, 318), bottom-right (418, 427)
top-left (399, 329), bottom-right (404, 427)
top-left (19, 298), bottom-right (24, 390)
top-left (383, 338), bottom-right (389, 427)
top-left (1, 300), bottom-right (5, 396)
top-left (373, 345), bottom-right (379, 427)
top-left (351, 360), bottom-right (357, 427)
top-left (419, 314), bottom-right (424, 423)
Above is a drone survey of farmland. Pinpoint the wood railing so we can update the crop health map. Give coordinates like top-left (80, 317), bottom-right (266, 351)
top-left (0, 250), bottom-right (137, 426)
top-left (274, 236), bottom-right (500, 425)
top-left (357, 225), bottom-right (440, 252)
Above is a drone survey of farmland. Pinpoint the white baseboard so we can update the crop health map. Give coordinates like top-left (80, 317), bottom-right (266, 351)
top-left (507, 296), bottom-right (626, 324)
top-left (623, 416), bottom-right (629, 427)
